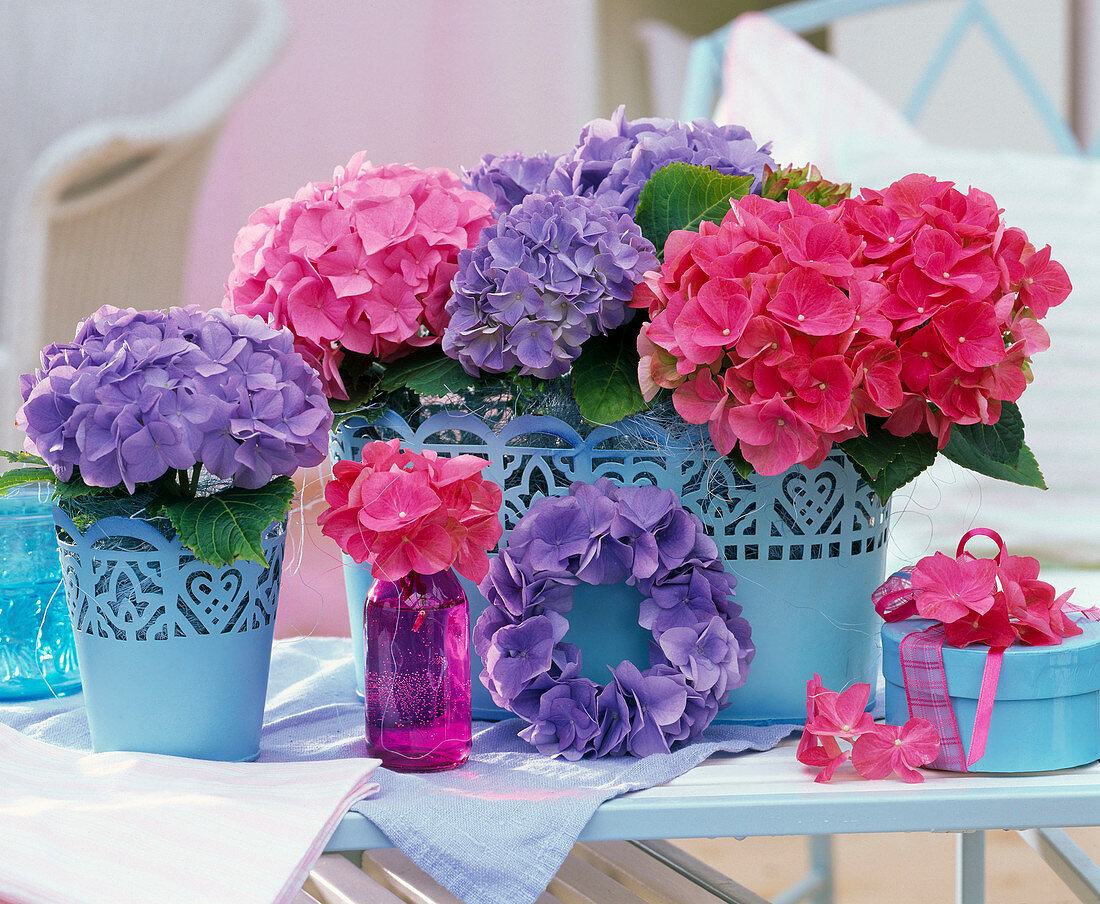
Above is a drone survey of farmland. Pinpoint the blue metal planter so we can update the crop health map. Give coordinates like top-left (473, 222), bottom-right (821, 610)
top-left (332, 409), bottom-right (888, 724)
top-left (55, 509), bottom-right (285, 761)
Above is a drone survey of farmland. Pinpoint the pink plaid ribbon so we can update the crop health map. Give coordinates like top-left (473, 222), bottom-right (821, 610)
top-left (899, 624), bottom-right (1005, 771)
top-left (899, 625), bottom-right (968, 770)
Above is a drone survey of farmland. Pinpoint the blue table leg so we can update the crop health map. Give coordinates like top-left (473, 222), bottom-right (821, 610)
top-left (773, 836), bottom-right (833, 904)
top-left (957, 832), bottom-right (986, 904)
top-left (809, 836), bottom-right (835, 904)
top-left (1019, 828), bottom-right (1100, 903)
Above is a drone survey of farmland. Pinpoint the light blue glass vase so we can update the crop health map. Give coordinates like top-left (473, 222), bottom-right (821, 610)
top-left (0, 483), bottom-right (81, 700)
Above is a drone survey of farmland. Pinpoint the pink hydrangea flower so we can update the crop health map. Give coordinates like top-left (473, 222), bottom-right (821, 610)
top-left (225, 157), bottom-right (495, 399)
top-left (633, 172), bottom-right (1069, 471)
top-left (797, 675), bottom-right (936, 784)
top-left (796, 675), bottom-right (852, 783)
top-left (910, 551), bottom-right (998, 623)
top-left (877, 528), bottom-right (1086, 650)
top-left (318, 439), bottom-right (503, 582)
top-left (851, 719), bottom-right (940, 783)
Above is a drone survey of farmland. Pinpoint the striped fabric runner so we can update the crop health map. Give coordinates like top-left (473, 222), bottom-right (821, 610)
top-left (0, 724), bottom-right (378, 904)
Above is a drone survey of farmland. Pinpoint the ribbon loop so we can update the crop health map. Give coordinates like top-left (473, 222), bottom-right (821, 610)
top-left (873, 570), bottom-right (918, 622)
top-left (956, 527), bottom-right (1006, 563)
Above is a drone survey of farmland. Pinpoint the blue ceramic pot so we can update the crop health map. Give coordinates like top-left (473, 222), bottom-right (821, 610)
top-left (55, 509), bottom-right (285, 761)
top-left (332, 409), bottom-right (888, 724)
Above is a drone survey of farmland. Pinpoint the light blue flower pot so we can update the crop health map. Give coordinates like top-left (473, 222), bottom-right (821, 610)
top-left (333, 410), bottom-right (888, 724)
top-left (55, 509), bottom-right (285, 761)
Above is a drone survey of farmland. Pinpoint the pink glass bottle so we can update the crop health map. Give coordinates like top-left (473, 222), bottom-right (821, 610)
top-left (364, 568), bottom-right (471, 771)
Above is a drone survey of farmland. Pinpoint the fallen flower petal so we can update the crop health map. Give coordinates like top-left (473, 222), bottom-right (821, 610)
top-left (851, 718), bottom-right (940, 783)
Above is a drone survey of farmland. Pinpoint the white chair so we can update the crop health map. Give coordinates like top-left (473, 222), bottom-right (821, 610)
top-left (0, 0), bottom-right (286, 448)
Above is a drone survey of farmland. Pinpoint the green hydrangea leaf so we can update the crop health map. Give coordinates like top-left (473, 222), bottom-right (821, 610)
top-left (943, 432), bottom-right (1046, 490)
top-left (944, 401), bottom-right (1025, 465)
top-left (376, 349), bottom-right (479, 398)
top-left (0, 467), bottom-right (57, 495)
top-left (157, 477), bottom-right (296, 568)
top-left (761, 163), bottom-right (852, 206)
top-left (572, 329), bottom-right (647, 426)
top-left (0, 450), bottom-right (48, 466)
top-left (726, 445), bottom-right (754, 481)
top-left (840, 425), bottom-right (939, 504)
top-left (635, 163), bottom-right (755, 258)
top-left (52, 478), bottom-right (115, 501)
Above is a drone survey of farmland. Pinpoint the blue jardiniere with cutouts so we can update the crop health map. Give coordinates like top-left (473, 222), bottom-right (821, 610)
top-left (332, 409), bottom-right (888, 724)
top-left (55, 509), bottom-right (286, 761)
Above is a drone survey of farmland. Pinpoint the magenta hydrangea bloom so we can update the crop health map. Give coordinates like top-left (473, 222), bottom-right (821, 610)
top-left (18, 305), bottom-right (331, 492)
top-left (545, 106), bottom-right (774, 213)
top-left (443, 192), bottom-right (658, 378)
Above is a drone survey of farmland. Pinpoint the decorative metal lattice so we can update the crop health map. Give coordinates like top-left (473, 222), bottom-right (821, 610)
top-left (55, 510), bottom-right (286, 642)
top-left (331, 410), bottom-right (887, 562)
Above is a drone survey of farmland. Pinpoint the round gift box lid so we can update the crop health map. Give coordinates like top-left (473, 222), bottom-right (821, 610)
top-left (882, 617), bottom-right (1100, 701)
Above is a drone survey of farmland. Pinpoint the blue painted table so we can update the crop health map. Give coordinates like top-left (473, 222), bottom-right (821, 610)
top-left (326, 739), bottom-right (1100, 904)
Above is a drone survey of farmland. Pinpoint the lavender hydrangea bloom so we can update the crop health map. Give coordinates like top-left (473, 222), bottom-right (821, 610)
top-left (443, 192), bottom-right (658, 378)
top-left (483, 616), bottom-right (556, 702)
top-left (594, 682), bottom-right (631, 757)
top-left (545, 106), bottom-right (774, 214)
top-left (461, 151), bottom-right (561, 217)
top-left (658, 615), bottom-right (737, 695)
top-left (612, 661), bottom-right (688, 757)
top-left (18, 305), bottom-right (331, 492)
top-left (519, 679), bottom-right (601, 760)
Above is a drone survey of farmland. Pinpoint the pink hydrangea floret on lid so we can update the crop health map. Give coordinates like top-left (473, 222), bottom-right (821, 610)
top-left (223, 154), bottom-right (495, 399)
top-left (632, 174), bottom-right (1071, 475)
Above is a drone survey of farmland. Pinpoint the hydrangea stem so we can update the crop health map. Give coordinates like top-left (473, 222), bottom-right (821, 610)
top-left (174, 464), bottom-right (202, 498)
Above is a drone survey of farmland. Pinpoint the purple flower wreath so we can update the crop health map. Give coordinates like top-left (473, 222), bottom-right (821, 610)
top-left (474, 478), bottom-right (754, 759)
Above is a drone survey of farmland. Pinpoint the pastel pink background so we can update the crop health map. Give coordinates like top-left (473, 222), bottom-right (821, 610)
top-left (184, 0), bottom-right (598, 637)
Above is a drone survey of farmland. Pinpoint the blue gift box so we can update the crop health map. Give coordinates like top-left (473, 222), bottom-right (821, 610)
top-left (882, 618), bottom-right (1100, 773)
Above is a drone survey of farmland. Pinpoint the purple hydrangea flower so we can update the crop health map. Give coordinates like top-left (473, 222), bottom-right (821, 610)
top-left (658, 615), bottom-right (737, 695)
top-left (612, 661), bottom-right (688, 757)
top-left (461, 151), bottom-right (561, 217)
top-left (508, 644), bottom-right (583, 721)
top-left (518, 678), bottom-right (601, 760)
top-left (442, 192), bottom-right (658, 378)
top-left (18, 305), bottom-right (331, 492)
top-left (483, 616), bottom-right (557, 702)
top-left (650, 666), bottom-right (720, 746)
top-left (545, 106), bottom-right (774, 214)
top-left (595, 683), bottom-right (631, 757)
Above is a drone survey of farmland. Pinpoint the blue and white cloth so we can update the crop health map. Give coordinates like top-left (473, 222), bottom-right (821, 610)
top-left (0, 638), bottom-right (798, 904)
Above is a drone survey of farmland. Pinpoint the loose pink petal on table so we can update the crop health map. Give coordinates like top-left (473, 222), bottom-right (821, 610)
top-left (852, 719), bottom-right (940, 783)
